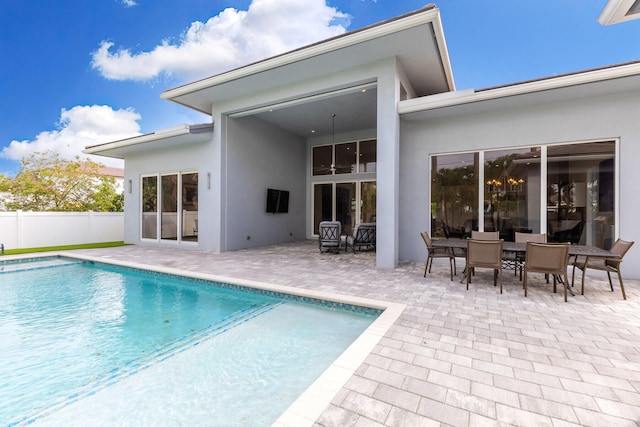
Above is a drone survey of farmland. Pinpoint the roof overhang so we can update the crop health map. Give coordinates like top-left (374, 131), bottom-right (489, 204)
top-left (399, 61), bottom-right (640, 119)
top-left (599, 0), bottom-right (640, 25)
top-left (83, 123), bottom-right (213, 159)
top-left (161, 5), bottom-right (455, 115)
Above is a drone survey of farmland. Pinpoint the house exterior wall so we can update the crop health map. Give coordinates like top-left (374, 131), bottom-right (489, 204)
top-left (399, 87), bottom-right (640, 279)
top-left (223, 115), bottom-right (306, 250)
top-left (123, 141), bottom-right (210, 248)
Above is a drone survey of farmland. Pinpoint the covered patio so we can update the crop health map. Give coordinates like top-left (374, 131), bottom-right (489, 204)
top-left (73, 242), bottom-right (640, 426)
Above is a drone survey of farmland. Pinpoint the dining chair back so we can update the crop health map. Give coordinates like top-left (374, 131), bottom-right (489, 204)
top-left (514, 232), bottom-right (547, 279)
top-left (571, 238), bottom-right (634, 300)
top-left (421, 232), bottom-right (455, 281)
top-left (466, 239), bottom-right (503, 293)
top-left (523, 242), bottom-right (570, 301)
top-left (471, 231), bottom-right (499, 240)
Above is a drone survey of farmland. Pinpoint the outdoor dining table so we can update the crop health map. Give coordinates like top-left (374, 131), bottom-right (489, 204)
top-left (432, 238), bottom-right (619, 292)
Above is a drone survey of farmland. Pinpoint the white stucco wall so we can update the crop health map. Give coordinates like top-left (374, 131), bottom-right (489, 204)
top-left (123, 140), bottom-right (211, 249)
top-left (223, 116), bottom-right (306, 250)
top-left (399, 86), bottom-right (640, 279)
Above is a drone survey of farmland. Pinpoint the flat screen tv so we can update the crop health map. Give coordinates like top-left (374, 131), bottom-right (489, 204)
top-left (266, 188), bottom-right (289, 213)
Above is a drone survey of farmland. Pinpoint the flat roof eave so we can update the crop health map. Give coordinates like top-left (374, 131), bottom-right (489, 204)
top-left (83, 123), bottom-right (213, 159)
top-left (399, 61), bottom-right (640, 116)
top-left (161, 5), bottom-right (454, 115)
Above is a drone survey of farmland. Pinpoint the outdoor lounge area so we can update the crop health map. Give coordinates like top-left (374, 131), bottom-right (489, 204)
top-left (74, 242), bottom-right (640, 426)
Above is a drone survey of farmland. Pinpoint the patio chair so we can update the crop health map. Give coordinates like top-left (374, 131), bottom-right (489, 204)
top-left (514, 232), bottom-right (546, 280)
top-left (523, 242), bottom-right (570, 302)
top-left (318, 221), bottom-right (342, 253)
top-left (466, 239), bottom-right (504, 293)
top-left (471, 231), bottom-right (499, 240)
top-left (571, 238), bottom-right (634, 300)
top-left (421, 232), bottom-right (455, 281)
top-left (345, 223), bottom-right (376, 253)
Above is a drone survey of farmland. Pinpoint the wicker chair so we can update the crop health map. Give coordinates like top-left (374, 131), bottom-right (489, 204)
top-left (466, 239), bottom-right (504, 293)
top-left (421, 232), bottom-right (455, 281)
top-left (523, 242), bottom-right (570, 301)
top-left (571, 238), bottom-right (634, 300)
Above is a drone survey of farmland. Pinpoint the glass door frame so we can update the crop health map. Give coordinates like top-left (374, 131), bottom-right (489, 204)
top-left (140, 171), bottom-right (199, 245)
top-left (312, 179), bottom-right (376, 236)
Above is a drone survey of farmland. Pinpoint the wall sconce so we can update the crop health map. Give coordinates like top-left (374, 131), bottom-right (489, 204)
top-left (128, 179), bottom-right (132, 194)
top-left (207, 172), bottom-right (211, 190)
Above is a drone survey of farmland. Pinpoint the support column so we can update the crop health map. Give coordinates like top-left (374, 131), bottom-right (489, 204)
top-left (376, 60), bottom-right (401, 268)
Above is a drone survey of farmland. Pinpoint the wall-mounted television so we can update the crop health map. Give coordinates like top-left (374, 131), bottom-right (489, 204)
top-left (266, 188), bottom-right (289, 214)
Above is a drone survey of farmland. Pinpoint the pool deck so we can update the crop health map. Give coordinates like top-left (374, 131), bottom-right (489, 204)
top-left (71, 241), bottom-right (640, 426)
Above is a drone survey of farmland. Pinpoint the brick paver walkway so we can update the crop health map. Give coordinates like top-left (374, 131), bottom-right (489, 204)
top-left (74, 241), bottom-right (640, 426)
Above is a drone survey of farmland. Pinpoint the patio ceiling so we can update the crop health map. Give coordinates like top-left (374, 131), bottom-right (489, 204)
top-left (236, 85), bottom-right (378, 138)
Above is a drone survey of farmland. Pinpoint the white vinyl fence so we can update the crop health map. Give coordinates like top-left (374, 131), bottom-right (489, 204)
top-left (0, 211), bottom-right (124, 250)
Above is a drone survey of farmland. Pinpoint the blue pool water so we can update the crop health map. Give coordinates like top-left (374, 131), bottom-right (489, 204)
top-left (0, 257), bottom-right (378, 426)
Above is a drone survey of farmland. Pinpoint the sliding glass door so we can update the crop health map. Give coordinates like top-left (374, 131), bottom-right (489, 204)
top-left (313, 180), bottom-right (375, 235)
top-left (141, 171), bottom-right (198, 243)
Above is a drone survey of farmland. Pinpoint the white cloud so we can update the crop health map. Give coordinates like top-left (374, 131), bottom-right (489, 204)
top-left (1, 105), bottom-right (141, 168)
top-left (120, 0), bottom-right (137, 7)
top-left (92, 0), bottom-right (349, 82)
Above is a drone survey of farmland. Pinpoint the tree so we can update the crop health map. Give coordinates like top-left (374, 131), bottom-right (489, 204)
top-left (0, 151), bottom-right (123, 212)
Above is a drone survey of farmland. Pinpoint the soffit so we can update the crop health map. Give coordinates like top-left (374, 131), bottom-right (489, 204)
top-left (83, 124), bottom-right (212, 159)
top-left (162, 7), bottom-right (452, 115)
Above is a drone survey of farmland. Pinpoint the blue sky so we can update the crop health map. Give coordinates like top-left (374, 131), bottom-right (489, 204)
top-left (0, 0), bottom-right (638, 174)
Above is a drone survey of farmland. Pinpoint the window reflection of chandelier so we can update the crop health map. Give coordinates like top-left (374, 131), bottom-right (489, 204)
top-left (487, 177), bottom-right (524, 193)
top-left (507, 177), bottom-right (525, 192)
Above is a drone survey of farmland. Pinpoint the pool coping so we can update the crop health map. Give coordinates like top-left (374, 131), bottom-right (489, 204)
top-left (4, 252), bottom-right (405, 426)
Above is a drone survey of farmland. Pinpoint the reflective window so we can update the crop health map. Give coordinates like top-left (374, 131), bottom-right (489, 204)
top-left (484, 147), bottom-right (541, 240)
top-left (359, 140), bottom-right (376, 173)
top-left (161, 175), bottom-right (178, 241)
top-left (336, 182), bottom-right (356, 234)
top-left (361, 181), bottom-right (377, 223)
top-left (312, 145), bottom-right (333, 175)
top-left (547, 141), bottom-right (615, 248)
top-left (312, 140), bottom-right (376, 176)
top-left (142, 176), bottom-right (157, 239)
top-left (430, 140), bottom-right (616, 248)
top-left (313, 183), bottom-right (333, 234)
top-left (431, 153), bottom-right (479, 238)
top-left (181, 172), bottom-right (198, 242)
top-left (141, 172), bottom-right (198, 243)
top-left (334, 142), bottom-right (357, 174)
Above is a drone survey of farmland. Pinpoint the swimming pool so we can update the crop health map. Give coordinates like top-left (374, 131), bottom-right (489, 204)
top-left (0, 255), bottom-right (403, 426)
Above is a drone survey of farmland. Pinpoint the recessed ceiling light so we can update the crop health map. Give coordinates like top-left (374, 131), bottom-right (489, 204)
top-left (361, 89), bottom-right (367, 93)
top-left (310, 129), bottom-right (315, 133)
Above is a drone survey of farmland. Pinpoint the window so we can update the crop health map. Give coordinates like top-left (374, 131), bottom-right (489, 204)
top-left (431, 153), bottom-right (479, 238)
top-left (547, 141), bottom-right (615, 248)
top-left (141, 172), bottom-right (198, 243)
top-left (312, 139), bottom-right (376, 176)
top-left (142, 176), bottom-right (157, 239)
top-left (484, 147), bottom-right (541, 240)
top-left (312, 139), bottom-right (377, 235)
top-left (430, 140), bottom-right (617, 248)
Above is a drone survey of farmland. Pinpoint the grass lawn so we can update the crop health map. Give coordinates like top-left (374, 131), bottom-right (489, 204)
top-left (1, 241), bottom-right (126, 256)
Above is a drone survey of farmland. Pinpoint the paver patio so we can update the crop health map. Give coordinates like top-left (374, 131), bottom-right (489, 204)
top-left (74, 241), bottom-right (640, 426)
